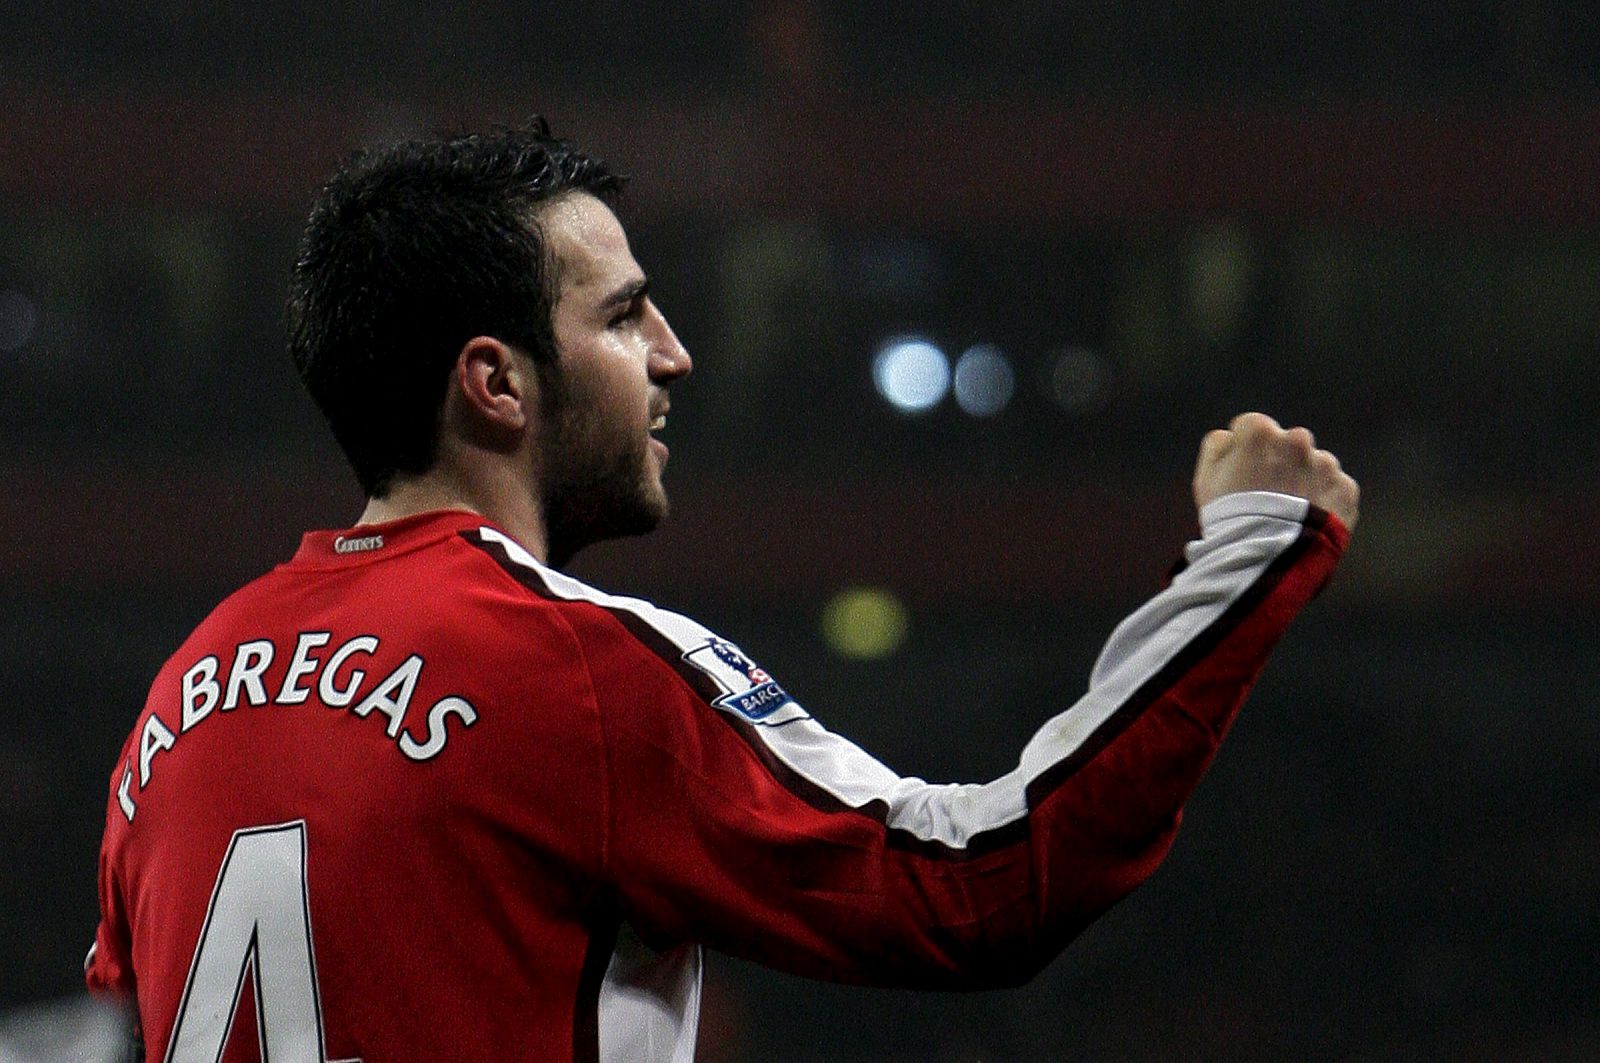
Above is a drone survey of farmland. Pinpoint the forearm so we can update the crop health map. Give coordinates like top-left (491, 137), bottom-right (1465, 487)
top-left (749, 494), bottom-right (1347, 988)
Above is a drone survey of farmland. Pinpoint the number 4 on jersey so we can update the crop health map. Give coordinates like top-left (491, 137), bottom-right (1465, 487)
top-left (167, 821), bottom-right (356, 1063)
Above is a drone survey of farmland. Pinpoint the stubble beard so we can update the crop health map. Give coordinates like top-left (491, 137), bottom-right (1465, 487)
top-left (540, 393), bottom-right (668, 568)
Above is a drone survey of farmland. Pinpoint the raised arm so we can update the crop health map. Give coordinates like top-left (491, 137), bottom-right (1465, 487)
top-left (549, 415), bottom-right (1359, 988)
top-left (582, 507), bottom-right (1339, 985)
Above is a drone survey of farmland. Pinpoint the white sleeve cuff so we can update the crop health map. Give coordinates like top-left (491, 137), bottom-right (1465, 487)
top-left (1198, 491), bottom-right (1312, 536)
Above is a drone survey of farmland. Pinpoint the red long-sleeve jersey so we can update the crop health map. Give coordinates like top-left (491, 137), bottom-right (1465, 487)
top-left (87, 492), bottom-right (1345, 1061)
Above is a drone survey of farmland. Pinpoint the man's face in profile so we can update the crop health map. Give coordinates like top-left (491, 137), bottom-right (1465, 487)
top-left (536, 192), bottom-right (692, 564)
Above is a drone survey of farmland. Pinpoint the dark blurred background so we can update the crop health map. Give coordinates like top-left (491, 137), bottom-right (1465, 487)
top-left (3, 2), bottom-right (1598, 1059)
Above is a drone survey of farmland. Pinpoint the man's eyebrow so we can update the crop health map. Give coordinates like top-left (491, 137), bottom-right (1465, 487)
top-left (599, 277), bottom-right (650, 310)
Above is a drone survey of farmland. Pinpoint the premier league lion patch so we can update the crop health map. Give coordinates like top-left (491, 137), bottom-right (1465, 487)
top-left (682, 639), bottom-right (808, 724)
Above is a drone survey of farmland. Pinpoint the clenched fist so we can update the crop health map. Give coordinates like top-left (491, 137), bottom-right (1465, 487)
top-left (1194, 412), bottom-right (1360, 531)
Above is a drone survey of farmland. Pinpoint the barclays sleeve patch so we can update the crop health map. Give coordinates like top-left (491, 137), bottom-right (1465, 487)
top-left (682, 639), bottom-right (808, 725)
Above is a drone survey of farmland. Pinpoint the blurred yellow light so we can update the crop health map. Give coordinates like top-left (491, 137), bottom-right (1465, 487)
top-left (820, 586), bottom-right (909, 660)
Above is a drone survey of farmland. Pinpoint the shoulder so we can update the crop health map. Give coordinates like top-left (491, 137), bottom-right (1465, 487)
top-left (458, 526), bottom-right (809, 727)
top-left (458, 527), bottom-right (711, 646)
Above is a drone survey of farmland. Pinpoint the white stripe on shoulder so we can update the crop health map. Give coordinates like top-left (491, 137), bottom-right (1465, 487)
top-left (476, 528), bottom-right (719, 654)
top-left (475, 529), bottom-right (817, 723)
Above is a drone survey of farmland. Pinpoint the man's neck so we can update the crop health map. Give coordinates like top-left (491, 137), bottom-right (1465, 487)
top-left (356, 471), bottom-right (551, 563)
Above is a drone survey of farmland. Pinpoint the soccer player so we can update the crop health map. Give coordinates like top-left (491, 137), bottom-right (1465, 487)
top-left (86, 121), bottom-right (1357, 1062)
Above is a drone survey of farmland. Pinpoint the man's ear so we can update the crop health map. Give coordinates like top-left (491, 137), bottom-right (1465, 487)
top-left (452, 336), bottom-right (533, 437)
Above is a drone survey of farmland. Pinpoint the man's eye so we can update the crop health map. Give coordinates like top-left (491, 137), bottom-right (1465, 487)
top-left (609, 303), bottom-right (642, 328)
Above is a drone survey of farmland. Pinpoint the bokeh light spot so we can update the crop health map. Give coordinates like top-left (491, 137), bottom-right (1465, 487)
top-left (952, 344), bottom-right (1015, 417)
top-left (820, 586), bottom-right (910, 660)
top-left (872, 336), bottom-right (949, 413)
top-left (1048, 346), bottom-right (1113, 414)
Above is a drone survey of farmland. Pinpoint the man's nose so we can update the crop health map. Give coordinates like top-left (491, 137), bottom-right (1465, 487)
top-left (647, 304), bottom-right (692, 381)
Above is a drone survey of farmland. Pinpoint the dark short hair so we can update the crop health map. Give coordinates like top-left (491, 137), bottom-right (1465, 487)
top-left (288, 119), bottom-right (623, 497)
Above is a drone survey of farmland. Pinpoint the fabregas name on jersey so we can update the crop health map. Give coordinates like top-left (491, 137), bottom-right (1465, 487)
top-left (119, 631), bottom-right (478, 822)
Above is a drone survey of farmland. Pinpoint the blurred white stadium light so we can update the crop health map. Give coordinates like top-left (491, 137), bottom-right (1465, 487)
top-left (952, 343), bottom-right (1015, 417)
top-left (0, 290), bottom-right (38, 353)
top-left (1048, 345), bottom-right (1113, 413)
top-left (871, 336), bottom-right (950, 413)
